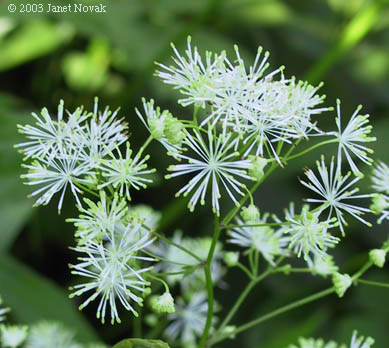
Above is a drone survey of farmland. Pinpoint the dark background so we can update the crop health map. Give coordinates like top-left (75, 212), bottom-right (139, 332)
top-left (0, 0), bottom-right (388, 346)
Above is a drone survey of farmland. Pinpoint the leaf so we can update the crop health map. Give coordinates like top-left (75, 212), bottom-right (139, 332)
top-left (0, 94), bottom-right (34, 251)
top-left (0, 20), bottom-right (74, 71)
top-left (113, 338), bottom-right (170, 348)
top-left (0, 254), bottom-right (98, 343)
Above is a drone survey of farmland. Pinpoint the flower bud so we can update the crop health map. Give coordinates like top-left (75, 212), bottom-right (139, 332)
top-left (240, 204), bottom-right (260, 222)
top-left (0, 324), bottom-right (28, 348)
top-left (248, 156), bottom-right (268, 181)
top-left (148, 117), bottom-right (165, 140)
top-left (332, 272), bottom-right (352, 298)
top-left (224, 252), bottom-right (239, 267)
top-left (369, 249), bottom-right (386, 268)
top-left (370, 194), bottom-right (389, 215)
top-left (164, 115), bottom-right (185, 145)
top-left (150, 292), bottom-right (175, 314)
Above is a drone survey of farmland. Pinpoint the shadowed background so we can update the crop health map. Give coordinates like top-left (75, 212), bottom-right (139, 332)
top-left (0, 0), bottom-right (388, 346)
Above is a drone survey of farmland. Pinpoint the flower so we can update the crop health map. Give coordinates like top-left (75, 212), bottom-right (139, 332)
top-left (166, 127), bottom-right (252, 214)
top-left (0, 324), bottom-right (28, 348)
top-left (98, 142), bottom-right (155, 200)
top-left (371, 161), bottom-right (389, 194)
top-left (223, 251), bottom-right (239, 267)
top-left (335, 100), bottom-right (376, 175)
top-left (151, 291), bottom-right (175, 314)
top-left (0, 296), bottom-right (9, 322)
top-left (126, 204), bottom-right (161, 230)
top-left (332, 272), bottom-right (352, 298)
top-left (155, 36), bottom-right (224, 109)
top-left (69, 221), bottom-right (154, 324)
top-left (228, 214), bottom-right (289, 265)
top-left (67, 191), bottom-right (128, 244)
top-left (369, 249), bottom-right (386, 268)
top-left (285, 205), bottom-right (339, 263)
top-left (350, 331), bottom-right (374, 348)
top-left (25, 321), bottom-right (81, 348)
top-left (300, 156), bottom-right (372, 235)
top-left (21, 150), bottom-right (94, 214)
top-left (288, 337), bottom-right (342, 348)
top-left (165, 293), bottom-right (212, 346)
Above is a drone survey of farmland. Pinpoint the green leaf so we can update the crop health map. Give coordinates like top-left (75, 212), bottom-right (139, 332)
top-left (113, 339), bottom-right (170, 348)
top-left (0, 94), bottom-right (34, 251)
top-left (0, 254), bottom-right (98, 343)
top-left (0, 20), bottom-right (74, 71)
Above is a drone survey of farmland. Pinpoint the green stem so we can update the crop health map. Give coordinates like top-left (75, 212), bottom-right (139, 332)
top-left (218, 268), bottom-right (273, 332)
top-left (74, 182), bottom-right (100, 199)
top-left (198, 214), bottom-right (221, 348)
top-left (210, 255), bottom-right (376, 346)
top-left (282, 139), bottom-right (338, 162)
top-left (357, 279), bottom-right (389, 288)
top-left (135, 135), bottom-right (153, 161)
top-left (150, 230), bottom-right (202, 263)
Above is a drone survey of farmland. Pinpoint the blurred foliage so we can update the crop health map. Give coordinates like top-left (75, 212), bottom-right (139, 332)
top-left (0, 0), bottom-right (388, 346)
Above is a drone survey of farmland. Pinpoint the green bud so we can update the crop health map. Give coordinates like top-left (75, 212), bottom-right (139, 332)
top-left (224, 251), bottom-right (239, 267)
top-left (332, 272), bottom-right (352, 298)
top-left (148, 117), bottom-right (165, 140)
top-left (369, 249), bottom-right (386, 268)
top-left (248, 156), bottom-right (268, 180)
top-left (164, 115), bottom-right (185, 145)
top-left (240, 204), bottom-right (260, 222)
top-left (370, 194), bottom-right (389, 215)
top-left (150, 292), bottom-right (175, 314)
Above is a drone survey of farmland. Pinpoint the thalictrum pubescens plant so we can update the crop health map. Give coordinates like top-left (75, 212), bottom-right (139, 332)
top-left (10, 37), bottom-right (388, 348)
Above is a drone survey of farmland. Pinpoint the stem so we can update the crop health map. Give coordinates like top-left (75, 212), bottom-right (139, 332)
top-left (211, 288), bottom-right (335, 345)
top-left (74, 182), bottom-right (100, 198)
top-left (150, 230), bottom-right (202, 263)
top-left (218, 268), bottom-right (273, 332)
top-left (193, 106), bottom-right (200, 124)
top-left (210, 255), bottom-right (377, 346)
top-left (221, 221), bottom-right (290, 230)
top-left (198, 214), bottom-right (221, 348)
top-left (357, 279), bottom-right (389, 288)
top-left (135, 135), bottom-right (153, 161)
top-left (282, 139), bottom-right (337, 162)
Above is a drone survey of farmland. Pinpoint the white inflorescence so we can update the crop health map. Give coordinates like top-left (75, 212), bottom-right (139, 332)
top-left (300, 156), bottom-right (372, 234)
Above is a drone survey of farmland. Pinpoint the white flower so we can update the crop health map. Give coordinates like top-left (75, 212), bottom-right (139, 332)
top-left (69, 221), bottom-right (154, 324)
top-left (155, 36), bottom-right (224, 108)
top-left (126, 204), bottom-right (161, 230)
top-left (0, 324), bottom-right (28, 348)
top-left (300, 156), bottom-right (372, 234)
top-left (286, 205), bottom-right (339, 263)
top-left (15, 101), bottom-right (87, 160)
top-left (332, 272), bottom-right (352, 298)
top-left (74, 100), bottom-right (128, 167)
top-left (21, 150), bottom-right (94, 214)
top-left (371, 161), bottom-right (389, 194)
top-left (166, 127), bottom-right (252, 214)
top-left (350, 331), bottom-right (374, 348)
top-left (335, 100), bottom-right (376, 175)
top-left (151, 291), bottom-right (175, 314)
top-left (228, 215), bottom-right (289, 265)
top-left (98, 142), bottom-right (155, 200)
top-left (25, 321), bottom-right (81, 348)
top-left (165, 293), bottom-right (212, 346)
top-left (67, 191), bottom-right (128, 244)
top-left (0, 297), bottom-right (9, 322)
top-left (288, 337), bottom-right (342, 348)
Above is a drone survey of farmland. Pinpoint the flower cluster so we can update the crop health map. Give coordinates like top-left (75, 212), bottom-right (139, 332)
top-left (16, 99), bottom-right (154, 213)
top-left (370, 161), bottom-right (389, 223)
top-left (68, 193), bottom-right (154, 324)
top-left (288, 331), bottom-right (374, 348)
